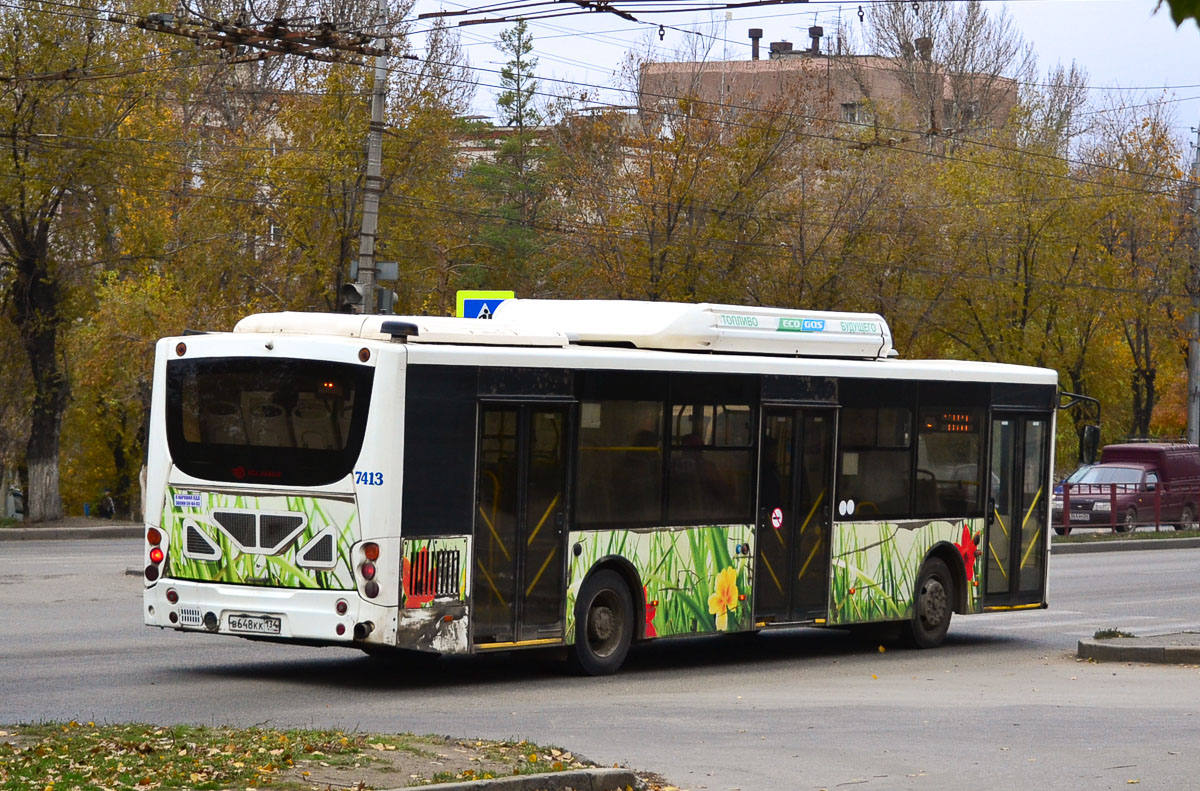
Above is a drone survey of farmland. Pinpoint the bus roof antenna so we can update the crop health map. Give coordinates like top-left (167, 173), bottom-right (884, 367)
top-left (380, 320), bottom-right (419, 341)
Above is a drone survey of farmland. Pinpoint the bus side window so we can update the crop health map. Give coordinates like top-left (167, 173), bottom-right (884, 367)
top-left (576, 401), bottom-right (664, 526)
top-left (838, 407), bottom-right (912, 518)
top-left (916, 408), bottom-right (985, 515)
top-left (667, 404), bottom-right (752, 524)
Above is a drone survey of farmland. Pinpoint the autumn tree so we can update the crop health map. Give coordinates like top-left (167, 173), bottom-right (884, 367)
top-left (58, 1), bottom-right (473, 515)
top-left (866, 0), bottom-right (1033, 134)
top-left (0, 1), bottom-right (164, 521)
top-left (551, 42), bottom-right (810, 303)
top-left (1082, 103), bottom-right (1189, 437)
top-left (458, 19), bottom-right (560, 297)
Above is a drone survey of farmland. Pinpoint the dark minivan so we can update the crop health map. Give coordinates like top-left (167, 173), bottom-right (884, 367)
top-left (1051, 443), bottom-right (1200, 533)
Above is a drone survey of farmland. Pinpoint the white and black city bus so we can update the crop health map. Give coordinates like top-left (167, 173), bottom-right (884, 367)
top-left (143, 300), bottom-right (1057, 674)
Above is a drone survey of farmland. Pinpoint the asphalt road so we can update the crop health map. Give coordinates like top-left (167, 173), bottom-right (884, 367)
top-left (3, 538), bottom-right (1200, 790)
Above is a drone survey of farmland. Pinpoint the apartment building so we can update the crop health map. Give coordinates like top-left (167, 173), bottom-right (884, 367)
top-left (639, 27), bottom-right (1018, 134)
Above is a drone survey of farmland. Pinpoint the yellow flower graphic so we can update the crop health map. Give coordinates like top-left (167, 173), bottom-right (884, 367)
top-left (708, 566), bottom-right (740, 631)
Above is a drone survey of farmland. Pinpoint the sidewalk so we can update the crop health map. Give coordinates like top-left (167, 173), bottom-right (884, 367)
top-left (1077, 631), bottom-right (1200, 665)
top-left (0, 516), bottom-right (143, 541)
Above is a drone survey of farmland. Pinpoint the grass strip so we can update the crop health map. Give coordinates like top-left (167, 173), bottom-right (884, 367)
top-left (1053, 527), bottom-right (1200, 543)
top-left (0, 722), bottom-right (590, 790)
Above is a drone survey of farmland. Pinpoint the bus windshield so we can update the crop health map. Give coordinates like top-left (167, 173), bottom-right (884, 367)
top-left (165, 357), bottom-right (374, 486)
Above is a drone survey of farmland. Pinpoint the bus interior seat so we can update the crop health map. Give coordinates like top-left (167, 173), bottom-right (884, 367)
top-left (576, 448), bottom-right (616, 523)
top-left (613, 446), bottom-right (660, 522)
top-left (201, 400), bottom-right (247, 444)
top-left (292, 394), bottom-right (337, 450)
top-left (669, 453), bottom-right (706, 520)
top-left (853, 451), bottom-right (910, 515)
top-left (915, 472), bottom-right (942, 513)
top-left (243, 391), bottom-right (292, 446)
top-left (335, 403), bottom-right (352, 445)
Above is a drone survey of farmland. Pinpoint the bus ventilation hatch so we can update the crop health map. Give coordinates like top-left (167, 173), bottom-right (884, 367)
top-left (407, 548), bottom-right (461, 599)
top-left (212, 511), bottom-right (256, 547)
top-left (210, 509), bottom-right (309, 554)
top-left (301, 534), bottom-right (333, 564)
top-left (184, 523), bottom-right (222, 560)
top-left (260, 515), bottom-right (305, 548)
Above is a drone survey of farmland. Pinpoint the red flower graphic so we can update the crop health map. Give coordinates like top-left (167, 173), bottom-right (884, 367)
top-left (402, 552), bottom-right (435, 609)
top-left (955, 524), bottom-right (979, 581)
top-left (644, 586), bottom-right (657, 638)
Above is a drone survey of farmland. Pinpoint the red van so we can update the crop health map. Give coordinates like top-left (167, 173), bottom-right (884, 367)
top-left (1051, 443), bottom-right (1200, 533)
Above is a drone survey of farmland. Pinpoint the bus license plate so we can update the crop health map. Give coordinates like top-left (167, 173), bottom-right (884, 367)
top-left (228, 614), bottom-right (281, 635)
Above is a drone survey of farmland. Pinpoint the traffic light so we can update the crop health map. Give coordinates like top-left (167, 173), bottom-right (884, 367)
top-left (376, 287), bottom-right (399, 314)
top-left (340, 282), bottom-right (368, 313)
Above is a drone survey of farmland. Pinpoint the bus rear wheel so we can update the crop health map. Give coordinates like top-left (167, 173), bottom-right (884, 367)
top-left (903, 557), bottom-right (953, 649)
top-left (569, 569), bottom-right (633, 676)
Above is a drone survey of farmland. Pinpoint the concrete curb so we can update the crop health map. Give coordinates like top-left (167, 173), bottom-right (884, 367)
top-left (1077, 632), bottom-right (1200, 664)
top-left (0, 524), bottom-right (143, 541)
top-left (379, 768), bottom-right (643, 791)
top-left (1052, 536), bottom-right (1200, 554)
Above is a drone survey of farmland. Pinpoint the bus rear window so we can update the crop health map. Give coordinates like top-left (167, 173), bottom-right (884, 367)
top-left (166, 357), bottom-right (374, 486)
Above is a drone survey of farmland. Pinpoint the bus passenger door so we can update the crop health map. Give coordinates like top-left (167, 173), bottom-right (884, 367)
top-left (472, 404), bottom-right (570, 646)
top-left (984, 415), bottom-right (1050, 607)
top-left (755, 407), bottom-right (835, 624)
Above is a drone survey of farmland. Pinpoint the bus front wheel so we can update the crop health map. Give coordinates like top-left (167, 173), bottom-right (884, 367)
top-left (903, 557), bottom-right (953, 649)
top-left (570, 569), bottom-right (633, 676)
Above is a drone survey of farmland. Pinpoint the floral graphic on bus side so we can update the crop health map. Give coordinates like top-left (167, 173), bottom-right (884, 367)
top-left (644, 586), bottom-right (658, 638)
top-left (708, 567), bottom-right (740, 631)
top-left (829, 517), bottom-right (986, 625)
top-left (954, 524), bottom-right (980, 583)
top-left (402, 554), bottom-right (436, 609)
top-left (400, 537), bottom-right (469, 607)
top-left (567, 524), bottom-right (754, 643)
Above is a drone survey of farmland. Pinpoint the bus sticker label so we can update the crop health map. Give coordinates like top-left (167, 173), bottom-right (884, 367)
top-left (778, 318), bottom-right (825, 333)
top-left (354, 471), bottom-right (384, 486)
top-left (173, 492), bottom-right (202, 509)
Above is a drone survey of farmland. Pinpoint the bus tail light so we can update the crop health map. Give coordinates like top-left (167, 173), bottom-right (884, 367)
top-left (336, 599), bottom-right (348, 615)
top-left (146, 526), bottom-right (167, 582)
top-left (166, 588), bottom-right (178, 604)
top-left (356, 542), bottom-right (385, 601)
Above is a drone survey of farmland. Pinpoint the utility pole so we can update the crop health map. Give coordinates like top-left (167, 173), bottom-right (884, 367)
top-left (354, 0), bottom-right (389, 315)
top-left (1188, 124), bottom-right (1200, 444)
top-left (135, 11), bottom-right (407, 315)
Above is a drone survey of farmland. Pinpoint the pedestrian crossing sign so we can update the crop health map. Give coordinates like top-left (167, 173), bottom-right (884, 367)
top-left (456, 290), bottom-right (515, 319)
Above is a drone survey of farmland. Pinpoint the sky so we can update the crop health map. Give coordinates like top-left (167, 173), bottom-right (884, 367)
top-left (408, 0), bottom-right (1200, 150)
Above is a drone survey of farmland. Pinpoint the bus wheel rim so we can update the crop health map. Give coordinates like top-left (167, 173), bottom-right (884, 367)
top-left (919, 578), bottom-right (947, 628)
top-left (587, 593), bottom-right (621, 656)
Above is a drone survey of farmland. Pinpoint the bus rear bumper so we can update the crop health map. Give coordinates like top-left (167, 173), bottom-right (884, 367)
top-left (143, 580), bottom-right (395, 646)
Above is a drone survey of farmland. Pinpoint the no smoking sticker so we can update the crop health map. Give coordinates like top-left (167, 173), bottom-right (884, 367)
top-left (771, 507), bottom-right (784, 529)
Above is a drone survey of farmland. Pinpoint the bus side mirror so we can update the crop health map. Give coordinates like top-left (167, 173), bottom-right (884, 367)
top-left (1080, 425), bottom-right (1100, 465)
